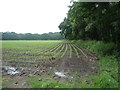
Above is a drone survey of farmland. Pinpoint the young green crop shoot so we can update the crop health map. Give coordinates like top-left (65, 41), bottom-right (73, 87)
top-left (40, 43), bottom-right (60, 54)
top-left (52, 44), bottom-right (63, 54)
top-left (71, 44), bottom-right (80, 58)
top-left (61, 43), bottom-right (68, 58)
top-left (49, 44), bottom-right (61, 52)
top-left (68, 44), bottom-right (72, 58)
top-left (44, 44), bottom-right (62, 55)
top-left (55, 44), bottom-right (65, 58)
top-left (51, 44), bottom-right (63, 52)
top-left (73, 44), bottom-right (88, 58)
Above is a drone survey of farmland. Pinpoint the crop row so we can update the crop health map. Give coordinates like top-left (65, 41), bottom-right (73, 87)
top-left (2, 41), bottom-right (88, 64)
top-left (51, 42), bottom-right (88, 59)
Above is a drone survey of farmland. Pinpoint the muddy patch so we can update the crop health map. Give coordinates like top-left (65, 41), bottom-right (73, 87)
top-left (54, 43), bottom-right (99, 79)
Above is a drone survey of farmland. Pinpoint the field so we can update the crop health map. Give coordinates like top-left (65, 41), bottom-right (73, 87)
top-left (2, 40), bottom-right (99, 88)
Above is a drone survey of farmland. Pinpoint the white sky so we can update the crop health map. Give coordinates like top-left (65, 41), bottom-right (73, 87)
top-left (0, 0), bottom-right (71, 34)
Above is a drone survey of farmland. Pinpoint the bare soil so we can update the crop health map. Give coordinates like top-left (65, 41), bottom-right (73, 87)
top-left (2, 43), bottom-right (99, 88)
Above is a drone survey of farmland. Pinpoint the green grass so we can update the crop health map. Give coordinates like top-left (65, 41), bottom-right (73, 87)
top-left (28, 75), bottom-right (77, 88)
top-left (73, 40), bottom-right (119, 88)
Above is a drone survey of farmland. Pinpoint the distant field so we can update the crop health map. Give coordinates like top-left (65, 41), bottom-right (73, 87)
top-left (2, 40), bottom-right (62, 62)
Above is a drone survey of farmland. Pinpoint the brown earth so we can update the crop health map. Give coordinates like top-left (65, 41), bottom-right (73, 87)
top-left (2, 42), bottom-right (99, 88)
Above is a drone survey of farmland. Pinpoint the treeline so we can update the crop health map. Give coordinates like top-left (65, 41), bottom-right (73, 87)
top-left (59, 2), bottom-right (120, 43)
top-left (1, 32), bottom-right (63, 40)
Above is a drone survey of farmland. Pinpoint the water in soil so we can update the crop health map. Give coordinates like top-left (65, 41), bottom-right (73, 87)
top-left (2, 66), bottom-right (20, 75)
top-left (55, 71), bottom-right (73, 78)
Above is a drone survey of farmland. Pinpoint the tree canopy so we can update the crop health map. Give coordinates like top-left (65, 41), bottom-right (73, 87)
top-left (59, 2), bottom-right (120, 43)
top-left (1, 32), bottom-right (63, 40)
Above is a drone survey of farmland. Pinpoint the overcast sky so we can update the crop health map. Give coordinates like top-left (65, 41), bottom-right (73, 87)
top-left (0, 0), bottom-right (71, 34)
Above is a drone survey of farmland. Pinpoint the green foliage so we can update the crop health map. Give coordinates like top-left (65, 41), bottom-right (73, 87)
top-left (28, 75), bottom-right (76, 88)
top-left (1, 32), bottom-right (63, 40)
top-left (74, 40), bottom-right (119, 57)
top-left (74, 40), bottom-right (119, 88)
top-left (81, 71), bottom-right (118, 88)
top-left (99, 56), bottom-right (118, 81)
top-left (59, 2), bottom-right (120, 43)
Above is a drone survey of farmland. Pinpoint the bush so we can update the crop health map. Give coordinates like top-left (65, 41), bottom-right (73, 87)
top-left (81, 71), bottom-right (118, 88)
top-left (74, 40), bottom-right (118, 57)
top-left (74, 40), bottom-right (119, 88)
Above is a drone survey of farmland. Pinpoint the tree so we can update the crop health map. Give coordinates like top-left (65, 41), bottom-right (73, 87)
top-left (58, 2), bottom-right (120, 43)
top-left (1, 32), bottom-right (64, 40)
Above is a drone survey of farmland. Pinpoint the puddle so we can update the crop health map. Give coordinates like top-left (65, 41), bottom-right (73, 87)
top-left (55, 72), bottom-right (73, 79)
top-left (3, 66), bottom-right (20, 75)
top-left (55, 72), bottom-right (66, 78)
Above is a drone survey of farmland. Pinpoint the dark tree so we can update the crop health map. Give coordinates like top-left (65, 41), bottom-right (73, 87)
top-left (58, 2), bottom-right (120, 43)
